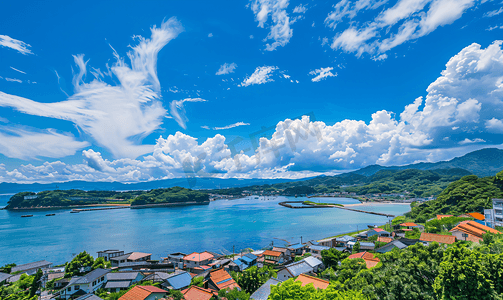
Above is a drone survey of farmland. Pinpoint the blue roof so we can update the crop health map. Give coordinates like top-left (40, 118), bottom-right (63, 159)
top-left (287, 243), bottom-right (306, 250)
top-left (250, 278), bottom-right (281, 300)
top-left (166, 271), bottom-right (192, 290)
top-left (241, 254), bottom-right (257, 263)
top-left (359, 242), bottom-right (375, 247)
top-left (233, 259), bottom-right (244, 266)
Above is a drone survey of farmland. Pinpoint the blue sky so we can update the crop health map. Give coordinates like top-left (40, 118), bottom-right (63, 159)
top-left (0, 0), bottom-right (502, 183)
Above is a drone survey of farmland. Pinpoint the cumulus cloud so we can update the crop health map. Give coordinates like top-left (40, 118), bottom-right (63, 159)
top-left (459, 138), bottom-right (485, 145)
top-left (169, 98), bottom-right (208, 129)
top-left (250, 0), bottom-right (293, 51)
top-left (309, 67), bottom-right (337, 82)
top-left (328, 0), bottom-right (476, 57)
top-left (0, 18), bottom-right (184, 159)
top-left (208, 33), bottom-right (213, 37)
top-left (240, 66), bottom-right (278, 86)
top-left (216, 63), bottom-right (237, 75)
top-left (0, 35), bottom-right (33, 55)
top-left (213, 122), bottom-right (250, 130)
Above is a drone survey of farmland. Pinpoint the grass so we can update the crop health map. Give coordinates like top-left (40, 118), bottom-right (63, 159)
top-left (303, 201), bottom-right (343, 207)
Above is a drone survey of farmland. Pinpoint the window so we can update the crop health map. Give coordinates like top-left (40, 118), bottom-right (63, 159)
top-left (93, 281), bottom-right (96, 286)
top-left (75, 285), bottom-right (80, 290)
top-left (67, 288), bottom-right (71, 292)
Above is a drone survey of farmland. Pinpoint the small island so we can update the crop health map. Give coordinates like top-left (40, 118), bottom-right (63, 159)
top-left (4, 187), bottom-right (210, 210)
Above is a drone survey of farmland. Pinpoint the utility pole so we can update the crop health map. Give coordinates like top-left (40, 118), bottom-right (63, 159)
top-left (301, 236), bottom-right (303, 244)
top-left (233, 245), bottom-right (235, 255)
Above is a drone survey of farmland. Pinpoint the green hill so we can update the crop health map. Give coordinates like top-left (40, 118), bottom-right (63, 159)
top-left (407, 171), bottom-right (503, 222)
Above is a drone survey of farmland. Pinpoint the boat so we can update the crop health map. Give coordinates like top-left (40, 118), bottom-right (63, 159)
top-left (367, 225), bottom-right (377, 228)
top-left (70, 211), bottom-right (79, 214)
top-left (21, 215), bottom-right (33, 218)
top-left (46, 214), bottom-right (55, 216)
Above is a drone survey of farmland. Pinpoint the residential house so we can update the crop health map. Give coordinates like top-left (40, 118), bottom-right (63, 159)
top-left (450, 221), bottom-right (501, 243)
top-left (229, 253), bottom-right (258, 272)
top-left (295, 274), bottom-right (329, 290)
top-left (11, 260), bottom-right (52, 276)
top-left (400, 223), bottom-right (422, 230)
top-left (419, 233), bottom-right (456, 245)
top-left (302, 256), bottom-right (324, 273)
top-left (347, 252), bottom-right (381, 269)
top-left (161, 271), bottom-right (192, 290)
top-left (396, 238), bottom-right (421, 246)
top-left (209, 258), bottom-right (232, 270)
top-left (262, 250), bottom-right (284, 265)
top-left (347, 241), bottom-right (375, 251)
top-left (42, 271), bottom-right (65, 288)
top-left (75, 294), bottom-right (104, 300)
top-left (183, 252), bottom-right (214, 269)
top-left (110, 252), bottom-right (152, 268)
top-left (492, 199), bottom-right (503, 227)
top-left (182, 286), bottom-right (215, 300)
top-left (59, 268), bottom-right (110, 299)
top-left (272, 247), bottom-right (290, 258)
top-left (276, 260), bottom-right (315, 281)
top-left (0, 272), bottom-right (11, 284)
top-left (377, 236), bottom-right (393, 244)
top-left (356, 231), bottom-right (369, 239)
top-left (7, 273), bottom-right (26, 283)
top-left (250, 278), bottom-right (281, 300)
top-left (367, 228), bottom-right (391, 237)
top-left (97, 250), bottom-right (124, 262)
top-left (104, 271), bottom-right (144, 293)
top-left (54, 278), bottom-right (70, 289)
top-left (118, 285), bottom-right (168, 300)
top-left (164, 252), bottom-right (186, 268)
top-left (205, 268), bottom-right (240, 291)
top-left (335, 236), bottom-right (356, 248)
top-left (287, 243), bottom-right (308, 256)
top-left (307, 245), bottom-right (330, 257)
top-left (317, 237), bottom-right (335, 248)
top-left (375, 240), bottom-right (408, 253)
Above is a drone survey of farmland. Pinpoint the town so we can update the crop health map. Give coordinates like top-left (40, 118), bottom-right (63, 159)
top-left (2, 199), bottom-right (502, 300)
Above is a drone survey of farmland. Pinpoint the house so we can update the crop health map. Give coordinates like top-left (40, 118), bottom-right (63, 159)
top-left (335, 235), bottom-right (356, 248)
top-left (110, 252), bottom-right (152, 268)
top-left (420, 233), bottom-right (456, 245)
top-left (400, 223), bottom-right (421, 230)
top-left (161, 271), bottom-right (192, 290)
top-left (437, 215), bottom-right (454, 220)
top-left (287, 243), bottom-right (308, 256)
top-left (118, 285), bottom-right (168, 300)
top-left (205, 268), bottom-right (240, 291)
top-left (302, 256), bottom-right (324, 273)
top-left (307, 245), bottom-right (331, 257)
top-left (59, 268), bottom-right (110, 299)
top-left (317, 237), bottom-right (335, 248)
top-left (42, 271), bottom-right (65, 288)
top-left (356, 231), bottom-right (369, 239)
top-left (262, 250), bottom-right (284, 265)
top-left (209, 258), bottom-right (232, 270)
top-left (54, 278), bottom-right (71, 289)
top-left (377, 236), bottom-right (393, 244)
top-left (104, 271), bottom-right (144, 293)
top-left (375, 240), bottom-right (408, 253)
top-left (97, 250), bottom-right (125, 262)
top-left (164, 252), bottom-right (186, 268)
top-left (450, 221), bottom-right (501, 242)
top-left (0, 272), bottom-right (11, 284)
top-left (367, 228), bottom-right (391, 237)
top-left (182, 286), bottom-right (215, 300)
top-left (277, 260), bottom-right (315, 281)
top-left (347, 252), bottom-right (380, 269)
top-left (250, 278), bottom-right (281, 300)
top-left (11, 260), bottom-right (52, 275)
top-left (75, 294), bottom-right (104, 300)
top-left (183, 252), bottom-right (214, 269)
top-left (347, 241), bottom-right (375, 251)
top-left (272, 247), bottom-right (290, 258)
top-left (229, 253), bottom-right (258, 272)
top-left (295, 274), bottom-right (329, 290)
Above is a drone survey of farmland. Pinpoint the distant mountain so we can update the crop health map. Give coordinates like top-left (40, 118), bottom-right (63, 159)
top-left (351, 148), bottom-right (503, 177)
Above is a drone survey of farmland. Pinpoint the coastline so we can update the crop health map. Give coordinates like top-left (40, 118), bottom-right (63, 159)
top-left (344, 202), bottom-right (411, 207)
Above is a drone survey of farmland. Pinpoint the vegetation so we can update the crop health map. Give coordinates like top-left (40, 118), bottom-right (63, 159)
top-left (408, 171), bottom-right (503, 222)
top-left (65, 251), bottom-right (95, 278)
top-left (0, 273), bottom-right (38, 300)
top-left (218, 288), bottom-right (250, 300)
top-left (5, 186), bottom-right (209, 209)
top-left (232, 266), bottom-right (277, 294)
top-left (268, 278), bottom-right (367, 300)
top-left (0, 263), bottom-right (16, 274)
top-left (303, 201), bottom-right (343, 207)
top-left (321, 248), bottom-right (348, 269)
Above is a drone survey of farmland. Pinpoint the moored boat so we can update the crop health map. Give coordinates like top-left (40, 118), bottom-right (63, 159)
top-left (46, 214), bottom-right (55, 216)
top-left (21, 215), bottom-right (33, 217)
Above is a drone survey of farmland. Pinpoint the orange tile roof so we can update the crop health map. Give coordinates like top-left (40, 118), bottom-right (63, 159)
top-left (400, 222), bottom-right (418, 227)
top-left (263, 250), bottom-right (282, 257)
top-left (208, 268), bottom-right (240, 291)
top-left (184, 252), bottom-right (214, 262)
top-left (437, 215), bottom-right (454, 220)
top-left (182, 286), bottom-right (214, 300)
top-left (450, 221), bottom-right (502, 239)
top-left (119, 286), bottom-right (168, 300)
top-left (377, 237), bottom-right (393, 243)
top-left (467, 213), bottom-right (485, 221)
top-left (295, 274), bottom-right (330, 290)
top-left (347, 251), bottom-right (380, 269)
top-left (420, 233), bottom-right (456, 244)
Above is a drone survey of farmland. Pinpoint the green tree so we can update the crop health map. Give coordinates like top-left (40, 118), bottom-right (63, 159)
top-left (190, 276), bottom-right (204, 287)
top-left (269, 278), bottom-right (317, 300)
top-left (92, 257), bottom-right (111, 269)
top-left (352, 241), bottom-right (361, 254)
top-left (320, 248), bottom-right (348, 268)
top-left (218, 288), bottom-right (250, 300)
top-left (233, 266), bottom-right (277, 294)
top-left (65, 251), bottom-right (94, 278)
top-left (29, 268), bottom-right (43, 297)
top-left (170, 289), bottom-right (184, 300)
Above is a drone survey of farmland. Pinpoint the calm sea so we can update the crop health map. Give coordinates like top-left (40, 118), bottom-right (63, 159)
top-left (0, 194), bottom-right (410, 266)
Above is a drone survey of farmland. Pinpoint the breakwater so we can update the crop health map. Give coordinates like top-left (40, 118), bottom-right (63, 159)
top-left (279, 201), bottom-right (395, 217)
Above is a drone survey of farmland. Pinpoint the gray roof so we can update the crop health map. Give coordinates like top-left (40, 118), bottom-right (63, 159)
top-left (309, 245), bottom-right (330, 251)
top-left (250, 278), bottom-right (281, 300)
top-left (97, 250), bottom-right (122, 254)
top-left (7, 273), bottom-right (26, 283)
top-left (302, 256), bottom-right (323, 268)
top-left (359, 242), bottom-right (375, 248)
top-left (375, 241), bottom-right (407, 253)
top-left (0, 272), bottom-right (11, 283)
top-left (75, 294), bottom-right (104, 300)
top-left (335, 235), bottom-right (356, 242)
top-left (143, 272), bottom-right (171, 282)
top-left (110, 252), bottom-right (132, 261)
top-left (284, 261), bottom-right (313, 277)
top-left (11, 260), bottom-right (52, 273)
top-left (107, 272), bottom-right (140, 281)
top-left (71, 268), bottom-right (110, 285)
top-left (104, 280), bottom-right (132, 289)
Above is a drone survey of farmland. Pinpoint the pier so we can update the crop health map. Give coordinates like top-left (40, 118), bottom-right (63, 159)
top-left (279, 201), bottom-right (395, 217)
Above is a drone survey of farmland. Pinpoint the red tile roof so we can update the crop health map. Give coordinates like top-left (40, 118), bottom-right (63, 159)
top-left (347, 251), bottom-right (380, 269)
top-left (400, 222), bottom-right (418, 227)
top-left (420, 233), bottom-right (456, 244)
top-left (182, 286), bottom-right (214, 300)
top-left (208, 268), bottom-right (240, 291)
top-left (295, 274), bottom-right (330, 290)
top-left (263, 250), bottom-right (282, 257)
top-left (377, 237), bottom-right (393, 243)
top-left (372, 228), bottom-right (384, 232)
top-left (184, 252), bottom-right (214, 262)
top-left (119, 286), bottom-right (168, 300)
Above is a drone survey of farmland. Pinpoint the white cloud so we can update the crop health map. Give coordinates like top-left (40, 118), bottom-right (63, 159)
top-left (0, 35), bottom-right (33, 55)
top-left (293, 4), bottom-right (307, 13)
top-left (216, 63), bottom-right (237, 75)
top-left (484, 7), bottom-right (503, 17)
top-left (10, 67), bottom-right (26, 74)
top-left (459, 138), bottom-right (485, 145)
top-left (486, 118), bottom-right (503, 132)
top-left (213, 122), bottom-right (250, 130)
top-left (325, 0), bottom-right (388, 29)
top-left (309, 67), bottom-right (337, 82)
top-left (208, 33), bottom-right (214, 37)
top-left (487, 25), bottom-right (503, 31)
top-left (240, 66), bottom-right (278, 86)
top-left (0, 18), bottom-right (184, 159)
top-left (4, 78), bottom-right (22, 83)
top-left (170, 98), bottom-right (208, 129)
top-left (250, 0), bottom-right (293, 51)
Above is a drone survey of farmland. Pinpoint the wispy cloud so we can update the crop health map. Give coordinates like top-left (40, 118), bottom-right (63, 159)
top-left (0, 35), bottom-right (33, 55)
top-left (4, 78), bottom-right (22, 83)
top-left (170, 98), bottom-right (208, 129)
top-left (216, 63), bottom-right (237, 75)
top-left (240, 66), bottom-right (278, 87)
top-left (213, 122), bottom-right (250, 130)
top-left (208, 33), bottom-right (213, 37)
top-left (309, 67), bottom-right (337, 82)
top-left (484, 7), bottom-right (503, 18)
top-left (250, 0), bottom-right (294, 51)
top-left (10, 67), bottom-right (26, 74)
top-left (293, 4), bottom-right (307, 13)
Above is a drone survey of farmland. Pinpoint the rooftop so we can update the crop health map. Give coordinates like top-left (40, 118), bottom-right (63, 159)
top-left (182, 286), bottom-right (214, 300)
top-left (377, 237), bottom-right (393, 243)
top-left (302, 256), bottom-right (323, 268)
top-left (208, 268), bottom-right (240, 290)
top-left (72, 268), bottom-right (110, 285)
top-left (111, 252), bottom-right (151, 262)
top-left (183, 251), bottom-right (214, 262)
top-left (75, 294), bottom-right (104, 300)
top-left (0, 272), bottom-right (11, 283)
top-left (467, 212), bottom-right (485, 221)
top-left (420, 233), bottom-right (456, 244)
top-left (287, 243), bottom-right (306, 250)
top-left (107, 272), bottom-right (140, 281)
top-left (309, 245), bottom-right (331, 251)
top-left (104, 281), bottom-right (131, 289)
top-left (97, 250), bottom-right (122, 254)
top-left (295, 274), bottom-right (330, 290)
top-left (284, 261), bottom-right (313, 277)
top-left (249, 278), bottom-right (281, 300)
top-left (400, 222), bottom-right (418, 227)
top-left (450, 221), bottom-right (501, 239)
top-left (348, 251), bottom-right (381, 268)
top-left (263, 250), bottom-right (282, 257)
top-left (165, 271), bottom-right (192, 290)
top-left (335, 235), bottom-right (356, 242)
top-left (437, 215), bottom-right (454, 220)
top-left (119, 285), bottom-right (168, 300)
top-left (11, 260), bottom-right (51, 273)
